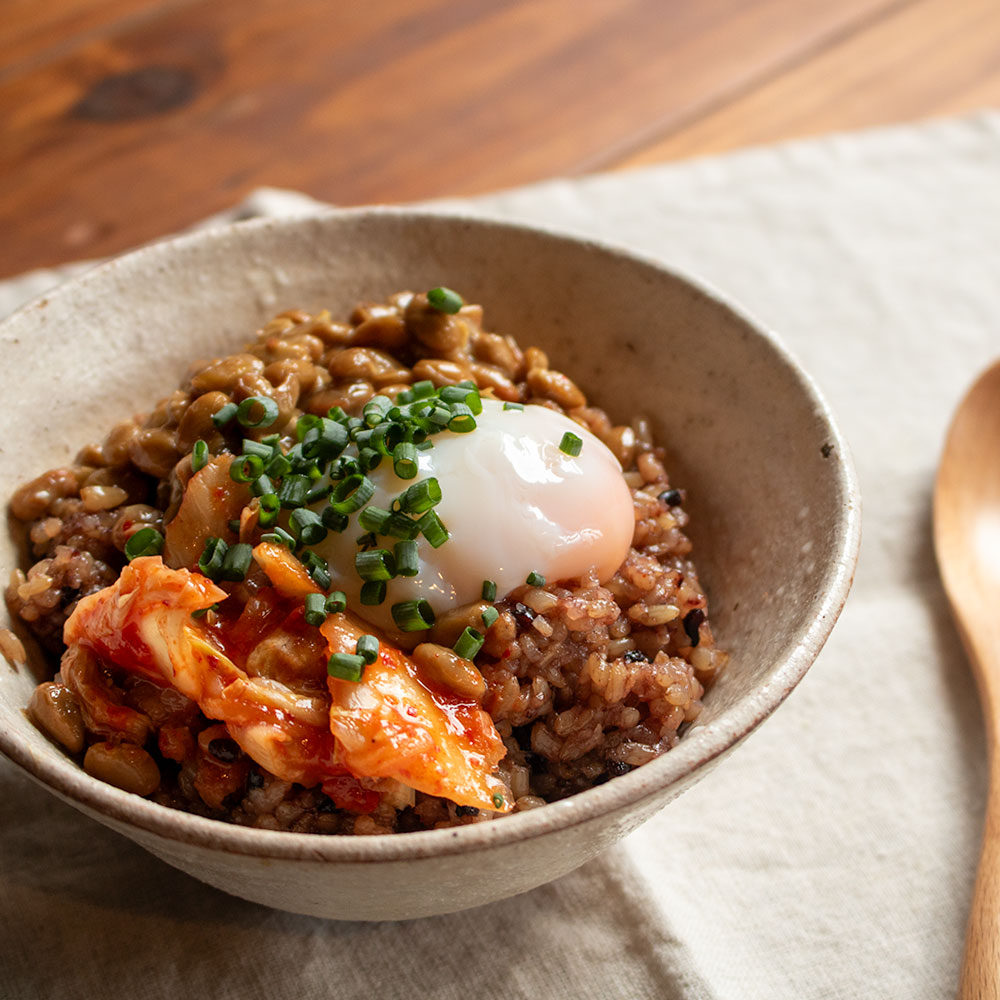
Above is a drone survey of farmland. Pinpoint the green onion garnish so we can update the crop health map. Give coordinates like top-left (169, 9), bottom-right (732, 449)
top-left (355, 549), bottom-right (396, 582)
top-left (191, 603), bottom-right (218, 620)
top-left (481, 606), bottom-right (499, 629)
top-left (258, 493), bottom-right (280, 527)
top-left (302, 418), bottom-right (349, 461)
top-left (446, 403), bottom-right (477, 434)
top-left (391, 599), bottom-right (436, 631)
top-left (410, 380), bottom-right (435, 400)
top-left (503, 402), bottom-right (524, 412)
top-left (211, 402), bottom-right (238, 428)
top-left (398, 478), bottom-right (441, 514)
top-left (124, 526), bottom-right (164, 561)
top-left (227, 519), bottom-right (241, 533)
top-left (358, 505), bottom-right (392, 534)
top-left (394, 539), bottom-right (419, 577)
top-left (481, 580), bottom-right (497, 602)
top-left (383, 512), bottom-right (420, 540)
top-left (559, 431), bottom-right (583, 457)
top-left (330, 473), bottom-right (375, 515)
top-left (278, 474), bottom-right (311, 509)
top-left (417, 510), bottom-right (449, 548)
top-left (526, 571), bottom-right (546, 587)
top-left (236, 395), bottom-right (280, 428)
top-left (360, 580), bottom-right (387, 605)
top-left (290, 508), bottom-right (327, 546)
top-left (261, 527), bottom-right (297, 550)
top-left (191, 440), bottom-right (209, 473)
top-left (325, 591), bottom-right (347, 614)
top-left (356, 634), bottom-right (380, 665)
top-left (219, 542), bottom-right (253, 582)
top-left (492, 793), bottom-right (505, 809)
top-left (230, 454), bottom-right (265, 483)
top-left (426, 287), bottom-right (464, 314)
top-left (303, 592), bottom-right (327, 626)
top-left (321, 506), bottom-right (349, 532)
top-left (198, 536), bottom-right (228, 578)
top-left (242, 439), bottom-right (274, 460)
top-left (327, 406), bottom-right (348, 424)
top-left (327, 653), bottom-right (365, 682)
top-left (265, 452), bottom-right (293, 479)
top-left (251, 473), bottom-right (276, 498)
top-left (392, 441), bottom-right (419, 479)
top-left (453, 627), bottom-right (484, 661)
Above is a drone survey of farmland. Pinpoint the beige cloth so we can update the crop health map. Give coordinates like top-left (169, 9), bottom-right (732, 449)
top-left (4, 113), bottom-right (1000, 998)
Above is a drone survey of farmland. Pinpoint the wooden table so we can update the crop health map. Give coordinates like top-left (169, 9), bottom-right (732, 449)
top-left (3, 0), bottom-right (998, 279)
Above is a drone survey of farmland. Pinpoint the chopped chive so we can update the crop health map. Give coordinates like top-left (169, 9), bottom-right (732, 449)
top-left (227, 519), bottom-right (241, 533)
top-left (398, 478), bottom-right (441, 514)
top-left (261, 527), bottom-right (297, 551)
top-left (242, 439), bottom-right (275, 460)
top-left (198, 536), bottom-right (228, 579)
top-left (362, 396), bottom-right (393, 428)
top-left (265, 451), bottom-right (293, 479)
top-left (492, 793), bottom-right (505, 809)
top-left (290, 508), bottom-right (327, 546)
top-left (327, 652), bottom-right (366, 682)
top-left (392, 441), bottom-right (419, 479)
top-left (559, 431), bottom-right (583, 457)
top-left (481, 580), bottom-right (497, 601)
top-left (391, 599), bottom-right (436, 631)
top-left (303, 592), bottom-right (327, 626)
top-left (308, 560), bottom-right (331, 591)
top-left (296, 414), bottom-right (323, 441)
top-left (191, 439), bottom-right (209, 473)
top-left (382, 512), bottom-right (420, 540)
top-left (410, 380), bottom-right (435, 400)
top-left (481, 606), bottom-right (499, 629)
top-left (526, 571), bottom-right (546, 587)
top-left (446, 403), bottom-right (477, 434)
top-left (191, 603), bottom-right (219, 620)
top-left (329, 473), bottom-right (375, 514)
top-left (453, 626), bottom-right (484, 661)
top-left (303, 418), bottom-right (349, 461)
top-left (321, 505), bottom-right (349, 532)
top-left (356, 531), bottom-right (378, 550)
top-left (124, 526), bottom-right (164, 561)
top-left (394, 539), bottom-right (419, 577)
top-left (503, 402), bottom-right (524, 412)
top-left (327, 406), bottom-right (348, 424)
top-left (219, 542), bottom-right (253, 582)
top-left (305, 483), bottom-right (332, 505)
top-left (358, 447), bottom-right (382, 472)
top-left (277, 474), bottom-right (311, 509)
top-left (356, 634), bottom-right (380, 665)
top-left (251, 473), bottom-right (276, 498)
top-left (355, 548), bottom-right (396, 582)
top-left (325, 591), bottom-right (347, 614)
top-left (230, 454), bottom-right (265, 483)
top-left (426, 286), bottom-right (463, 314)
top-left (358, 505), bottom-right (392, 534)
top-left (417, 510), bottom-right (449, 548)
top-left (236, 395), bottom-right (280, 428)
top-left (258, 493), bottom-right (280, 527)
top-left (360, 580), bottom-right (387, 605)
top-left (212, 401), bottom-right (239, 428)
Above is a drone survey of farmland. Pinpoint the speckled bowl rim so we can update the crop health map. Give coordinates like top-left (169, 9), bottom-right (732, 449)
top-left (0, 207), bottom-right (861, 864)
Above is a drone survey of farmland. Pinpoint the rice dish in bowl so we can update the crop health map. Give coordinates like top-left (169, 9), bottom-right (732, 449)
top-left (6, 287), bottom-right (726, 835)
top-left (0, 210), bottom-right (858, 919)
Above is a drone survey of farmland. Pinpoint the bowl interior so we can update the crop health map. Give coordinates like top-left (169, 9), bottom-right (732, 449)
top-left (0, 209), bottom-right (858, 857)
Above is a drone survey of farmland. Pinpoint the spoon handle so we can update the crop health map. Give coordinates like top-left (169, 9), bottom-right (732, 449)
top-left (955, 615), bottom-right (1000, 999)
top-left (960, 753), bottom-right (1000, 999)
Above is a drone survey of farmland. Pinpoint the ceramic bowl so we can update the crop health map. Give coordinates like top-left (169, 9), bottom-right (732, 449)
top-left (0, 209), bottom-right (860, 920)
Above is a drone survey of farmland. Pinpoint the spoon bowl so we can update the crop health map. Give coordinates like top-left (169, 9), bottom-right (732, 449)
top-left (933, 357), bottom-right (1000, 998)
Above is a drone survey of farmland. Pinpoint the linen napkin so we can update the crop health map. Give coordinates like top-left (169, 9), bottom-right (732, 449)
top-left (4, 111), bottom-right (1000, 1000)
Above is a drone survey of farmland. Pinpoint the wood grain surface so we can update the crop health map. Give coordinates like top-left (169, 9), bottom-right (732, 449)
top-left (1, 0), bottom-right (998, 278)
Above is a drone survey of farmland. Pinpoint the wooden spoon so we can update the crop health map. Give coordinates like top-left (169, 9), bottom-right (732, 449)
top-left (934, 358), bottom-right (1000, 999)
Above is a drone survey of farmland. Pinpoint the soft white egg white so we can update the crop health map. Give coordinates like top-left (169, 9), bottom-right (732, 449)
top-left (311, 398), bottom-right (634, 636)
